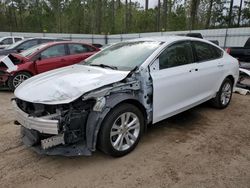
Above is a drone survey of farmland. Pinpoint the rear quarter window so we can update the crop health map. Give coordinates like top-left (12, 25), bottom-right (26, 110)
top-left (192, 41), bottom-right (223, 62)
top-left (14, 38), bottom-right (23, 42)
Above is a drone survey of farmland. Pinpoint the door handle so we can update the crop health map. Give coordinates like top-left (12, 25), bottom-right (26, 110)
top-left (189, 68), bottom-right (199, 72)
top-left (217, 64), bottom-right (224, 67)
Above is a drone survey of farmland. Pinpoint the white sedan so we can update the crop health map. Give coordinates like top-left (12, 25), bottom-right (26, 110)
top-left (12, 36), bottom-right (239, 157)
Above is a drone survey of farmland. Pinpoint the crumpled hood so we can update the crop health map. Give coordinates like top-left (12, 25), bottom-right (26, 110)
top-left (0, 55), bottom-right (18, 72)
top-left (15, 64), bottom-right (130, 104)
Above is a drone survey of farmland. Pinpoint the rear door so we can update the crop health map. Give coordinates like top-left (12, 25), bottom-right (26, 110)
top-left (35, 44), bottom-right (68, 73)
top-left (192, 41), bottom-right (225, 98)
top-left (150, 41), bottom-right (201, 123)
top-left (66, 43), bottom-right (97, 65)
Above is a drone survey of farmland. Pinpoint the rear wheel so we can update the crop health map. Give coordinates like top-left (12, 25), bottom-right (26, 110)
top-left (8, 72), bottom-right (31, 91)
top-left (98, 103), bottom-right (144, 157)
top-left (211, 78), bottom-right (233, 109)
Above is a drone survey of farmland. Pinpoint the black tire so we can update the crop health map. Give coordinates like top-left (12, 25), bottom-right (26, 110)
top-left (210, 78), bottom-right (233, 109)
top-left (8, 72), bottom-right (31, 91)
top-left (98, 103), bottom-right (144, 157)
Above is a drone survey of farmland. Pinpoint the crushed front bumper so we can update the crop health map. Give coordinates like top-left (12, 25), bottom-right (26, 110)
top-left (13, 100), bottom-right (92, 156)
top-left (21, 127), bottom-right (91, 156)
top-left (13, 100), bottom-right (59, 134)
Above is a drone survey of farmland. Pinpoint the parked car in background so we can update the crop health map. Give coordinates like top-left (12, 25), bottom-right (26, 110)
top-left (226, 37), bottom-right (250, 62)
top-left (12, 36), bottom-right (238, 157)
top-left (0, 36), bottom-right (24, 49)
top-left (181, 33), bottom-right (220, 46)
top-left (92, 43), bottom-right (103, 48)
top-left (0, 41), bottom-right (99, 90)
top-left (0, 37), bottom-right (64, 56)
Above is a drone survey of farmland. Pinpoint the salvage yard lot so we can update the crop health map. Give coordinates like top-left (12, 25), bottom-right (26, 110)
top-left (0, 91), bottom-right (249, 188)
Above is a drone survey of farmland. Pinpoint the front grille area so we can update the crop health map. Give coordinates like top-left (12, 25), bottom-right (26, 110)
top-left (15, 98), bottom-right (67, 117)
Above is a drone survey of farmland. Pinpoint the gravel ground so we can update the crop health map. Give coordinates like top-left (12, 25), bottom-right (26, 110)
top-left (0, 91), bottom-right (249, 188)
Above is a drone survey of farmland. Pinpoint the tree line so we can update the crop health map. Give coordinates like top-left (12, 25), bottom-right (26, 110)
top-left (0, 0), bottom-right (250, 34)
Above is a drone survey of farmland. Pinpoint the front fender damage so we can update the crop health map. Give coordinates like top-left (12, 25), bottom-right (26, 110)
top-left (16, 68), bottom-right (153, 156)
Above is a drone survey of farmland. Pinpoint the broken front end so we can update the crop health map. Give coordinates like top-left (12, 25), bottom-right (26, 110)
top-left (13, 98), bottom-right (96, 156)
top-left (12, 68), bottom-right (153, 157)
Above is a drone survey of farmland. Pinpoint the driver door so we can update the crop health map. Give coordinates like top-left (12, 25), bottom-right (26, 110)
top-left (35, 44), bottom-right (68, 74)
top-left (150, 41), bottom-right (201, 123)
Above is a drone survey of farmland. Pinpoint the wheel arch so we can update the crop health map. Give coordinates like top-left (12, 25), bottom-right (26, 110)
top-left (85, 93), bottom-right (148, 152)
top-left (7, 70), bottom-right (33, 90)
top-left (112, 99), bottom-right (148, 123)
top-left (216, 74), bottom-right (235, 93)
top-left (225, 75), bottom-right (235, 85)
top-left (14, 70), bottom-right (34, 76)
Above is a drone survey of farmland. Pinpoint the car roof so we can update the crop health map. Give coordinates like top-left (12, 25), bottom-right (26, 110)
top-left (128, 36), bottom-right (220, 48)
top-left (25, 41), bottom-right (96, 52)
top-left (19, 37), bottom-right (64, 42)
top-left (0, 36), bottom-right (23, 39)
top-left (128, 35), bottom-right (206, 42)
top-left (42, 41), bottom-right (95, 47)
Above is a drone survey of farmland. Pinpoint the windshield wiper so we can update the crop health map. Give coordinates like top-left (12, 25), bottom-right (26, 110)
top-left (90, 64), bottom-right (118, 70)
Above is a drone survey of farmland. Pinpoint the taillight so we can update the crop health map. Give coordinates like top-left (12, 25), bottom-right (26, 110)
top-left (226, 48), bottom-right (231, 54)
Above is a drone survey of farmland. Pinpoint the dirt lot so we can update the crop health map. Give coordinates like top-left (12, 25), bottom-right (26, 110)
top-left (0, 91), bottom-right (249, 188)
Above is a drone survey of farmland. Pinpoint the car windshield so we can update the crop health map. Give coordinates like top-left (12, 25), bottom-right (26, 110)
top-left (20, 43), bottom-right (48, 57)
top-left (84, 41), bottom-right (162, 71)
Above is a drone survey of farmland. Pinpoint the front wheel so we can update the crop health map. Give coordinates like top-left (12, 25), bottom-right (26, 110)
top-left (98, 103), bottom-right (144, 157)
top-left (8, 72), bottom-right (31, 91)
top-left (210, 78), bottom-right (233, 109)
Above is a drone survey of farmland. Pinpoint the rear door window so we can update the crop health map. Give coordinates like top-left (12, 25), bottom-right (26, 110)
top-left (40, 44), bottom-right (66, 59)
top-left (14, 38), bottom-right (23, 42)
top-left (159, 41), bottom-right (194, 69)
top-left (68, 44), bottom-right (89, 55)
top-left (192, 41), bottom-right (222, 62)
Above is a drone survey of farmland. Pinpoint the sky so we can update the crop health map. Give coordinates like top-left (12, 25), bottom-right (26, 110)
top-left (131, 0), bottom-right (242, 8)
top-left (133, 0), bottom-right (157, 8)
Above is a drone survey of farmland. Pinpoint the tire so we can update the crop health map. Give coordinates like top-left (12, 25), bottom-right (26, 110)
top-left (8, 72), bottom-right (31, 91)
top-left (210, 78), bottom-right (233, 109)
top-left (98, 103), bottom-right (144, 157)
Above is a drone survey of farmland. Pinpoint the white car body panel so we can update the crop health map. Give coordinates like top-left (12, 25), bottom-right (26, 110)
top-left (146, 38), bottom-right (239, 124)
top-left (0, 36), bottom-right (24, 49)
top-left (12, 36), bottom-right (240, 156)
top-left (150, 63), bottom-right (202, 123)
top-left (14, 64), bottom-right (130, 104)
top-left (14, 36), bottom-right (239, 122)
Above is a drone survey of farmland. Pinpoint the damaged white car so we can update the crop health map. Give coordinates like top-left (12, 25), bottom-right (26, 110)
top-left (12, 36), bottom-right (239, 157)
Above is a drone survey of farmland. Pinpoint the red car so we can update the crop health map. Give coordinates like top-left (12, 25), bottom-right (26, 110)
top-left (0, 41), bottom-right (99, 90)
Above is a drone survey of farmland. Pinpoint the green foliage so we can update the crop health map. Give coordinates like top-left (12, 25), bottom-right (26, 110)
top-left (0, 0), bottom-right (249, 34)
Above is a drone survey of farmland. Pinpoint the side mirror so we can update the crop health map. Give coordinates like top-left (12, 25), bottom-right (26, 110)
top-left (17, 48), bottom-right (23, 53)
top-left (33, 55), bottom-right (41, 64)
top-left (0, 42), bottom-right (3, 45)
top-left (150, 58), bottom-right (160, 72)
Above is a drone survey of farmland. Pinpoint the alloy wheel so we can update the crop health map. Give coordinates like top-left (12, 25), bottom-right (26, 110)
top-left (13, 74), bottom-right (29, 88)
top-left (220, 82), bottom-right (232, 105)
top-left (110, 112), bottom-right (140, 151)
